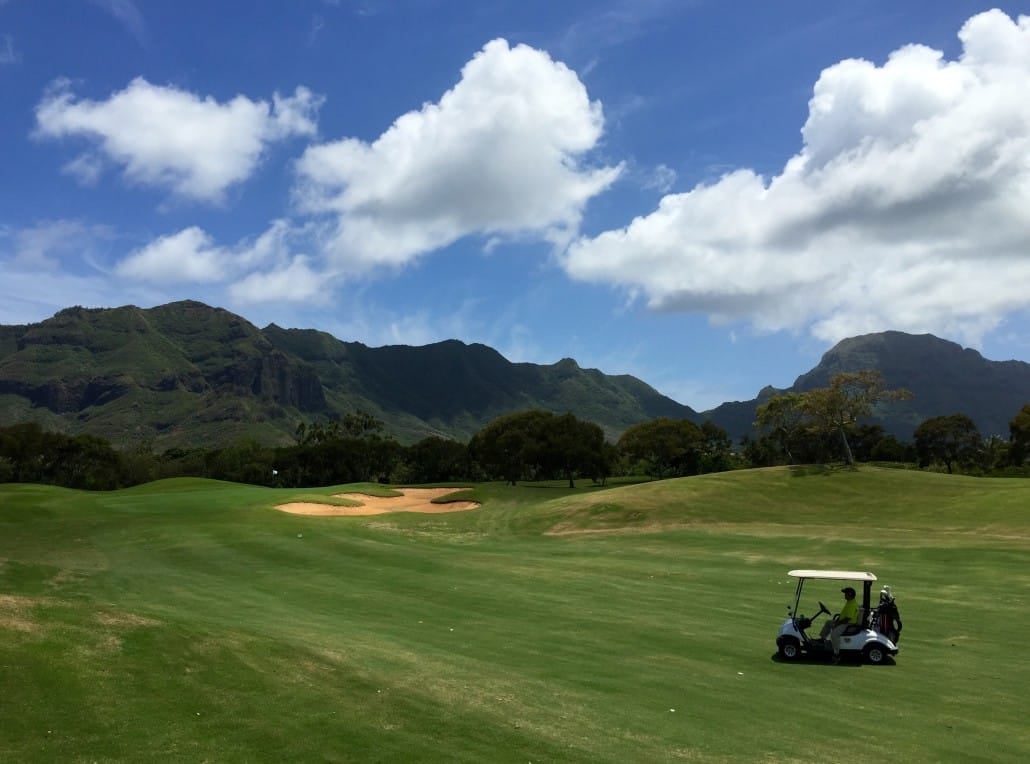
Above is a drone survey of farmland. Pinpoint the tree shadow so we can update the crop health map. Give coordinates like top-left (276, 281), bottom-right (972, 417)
top-left (788, 464), bottom-right (859, 478)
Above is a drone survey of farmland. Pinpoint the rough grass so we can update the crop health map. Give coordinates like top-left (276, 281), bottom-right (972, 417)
top-left (2, 467), bottom-right (1029, 762)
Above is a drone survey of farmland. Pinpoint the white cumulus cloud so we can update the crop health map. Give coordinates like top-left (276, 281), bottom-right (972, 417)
top-left (35, 78), bottom-right (323, 202)
top-left (229, 256), bottom-right (326, 304)
top-left (295, 38), bottom-right (622, 273)
top-left (117, 227), bottom-right (227, 283)
top-left (563, 9), bottom-right (1030, 346)
top-left (115, 219), bottom-right (316, 293)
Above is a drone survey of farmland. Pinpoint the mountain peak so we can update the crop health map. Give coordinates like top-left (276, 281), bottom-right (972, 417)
top-left (705, 330), bottom-right (1030, 440)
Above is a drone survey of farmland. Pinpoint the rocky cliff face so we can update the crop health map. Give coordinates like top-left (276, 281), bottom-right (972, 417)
top-left (246, 350), bottom-right (327, 411)
top-left (0, 375), bottom-right (131, 413)
top-left (0, 302), bottom-right (328, 444)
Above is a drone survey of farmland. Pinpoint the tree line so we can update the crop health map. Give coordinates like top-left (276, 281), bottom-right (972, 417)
top-left (750, 372), bottom-right (1030, 475)
top-left (0, 410), bottom-right (738, 491)
top-left (2, 372), bottom-right (1029, 490)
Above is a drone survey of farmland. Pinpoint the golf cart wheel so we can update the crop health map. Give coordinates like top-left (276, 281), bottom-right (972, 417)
top-left (863, 644), bottom-right (887, 665)
top-left (778, 638), bottom-right (801, 660)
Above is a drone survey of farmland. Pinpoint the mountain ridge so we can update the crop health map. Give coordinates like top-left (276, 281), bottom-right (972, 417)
top-left (0, 301), bottom-right (696, 447)
top-left (1, 301), bottom-right (1027, 448)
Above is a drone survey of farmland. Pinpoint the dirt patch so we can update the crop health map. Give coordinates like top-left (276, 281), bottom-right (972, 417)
top-left (0, 594), bottom-right (47, 633)
top-left (95, 611), bottom-right (162, 628)
top-left (275, 488), bottom-right (480, 517)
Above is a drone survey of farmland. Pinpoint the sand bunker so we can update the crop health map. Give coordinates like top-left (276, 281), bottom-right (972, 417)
top-left (275, 487), bottom-right (480, 517)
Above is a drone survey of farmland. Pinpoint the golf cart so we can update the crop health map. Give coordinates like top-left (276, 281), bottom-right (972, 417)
top-left (776, 570), bottom-right (900, 665)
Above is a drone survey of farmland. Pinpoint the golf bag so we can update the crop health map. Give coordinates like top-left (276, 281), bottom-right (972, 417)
top-left (873, 588), bottom-right (902, 643)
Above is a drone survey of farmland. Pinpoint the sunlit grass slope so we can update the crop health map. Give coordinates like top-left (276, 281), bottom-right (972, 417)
top-left (2, 468), bottom-right (1029, 762)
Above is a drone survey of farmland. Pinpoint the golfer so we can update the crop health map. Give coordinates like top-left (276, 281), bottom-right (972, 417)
top-left (820, 586), bottom-right (859, 663)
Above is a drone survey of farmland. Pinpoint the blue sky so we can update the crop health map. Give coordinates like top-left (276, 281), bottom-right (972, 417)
top-left (2, 1), bottom-right (1029, 411)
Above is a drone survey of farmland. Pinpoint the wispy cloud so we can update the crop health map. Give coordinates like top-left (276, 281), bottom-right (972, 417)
top-left (0, 219), bottom-right (115, 271)
top-left (558, 0), bottom-right (696, 65)
top-left (642, 163), bottom-right (676, 193)
top-left (320, 0), bottom-right (383, 16)
top-left (0, 33), bottom-right (19, 65)
top-left (307, 14), bottom-right (326, 46)
top-left (90, 0), bottom-right (147, 45)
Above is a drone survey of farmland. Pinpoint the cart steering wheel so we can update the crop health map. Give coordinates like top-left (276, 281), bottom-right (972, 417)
top-left (817, 601), bottom-right (830, 617)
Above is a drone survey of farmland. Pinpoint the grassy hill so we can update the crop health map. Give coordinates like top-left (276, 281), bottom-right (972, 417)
top-left (3, 467), bottom-right (1029, 761)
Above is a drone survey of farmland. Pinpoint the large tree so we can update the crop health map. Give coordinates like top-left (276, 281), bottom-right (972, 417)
top-left (469, 410), bottom-right (606, 486)
top-left (1010, 404), bottom-right (1030, 466)
top-left (754, 392), bottom-right (806, 464)
top-left (402, 436), bottom-right (470, 484)
top-left (914, 413), bottom-right (983, 474)
top-left (540, 413), bottom-right (606, 488)
top-left (918, 413), bottom-right (980, 473)
top-left (469, 410), bottom-right (550, 484)
top-left (800, 371), bottom-right (912, 465)
top-left (617, 418), bottom-right (703, 479)
top-left (698, 420), bottom-right (735, 473)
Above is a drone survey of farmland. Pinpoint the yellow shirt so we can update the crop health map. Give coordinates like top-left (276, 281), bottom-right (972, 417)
top-left (839, 598), bottom-right (859, 624)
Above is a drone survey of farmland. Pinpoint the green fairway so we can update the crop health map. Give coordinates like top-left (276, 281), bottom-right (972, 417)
top-left (2, 468), bottom-right (1029, 762)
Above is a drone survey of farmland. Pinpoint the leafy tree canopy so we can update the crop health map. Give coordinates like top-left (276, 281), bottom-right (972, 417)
top-left (469, 410), bottom-right (606, 486)
top-left (757, 371), bottom-right (911, 465)
top-left (1010, 404), bottom-right (1030, 466)
top-left (914, 413), bottom-right (982, 474)
top-left (617, 417), bottom-right (703, 479)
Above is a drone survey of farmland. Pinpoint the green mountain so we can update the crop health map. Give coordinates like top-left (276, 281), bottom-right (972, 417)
top-left (704, 331), bottom-right (1030, 440)
top-left (0, 301), bottom-right (695, 448)
top-left (3, 304), bottom-right (1027, 449)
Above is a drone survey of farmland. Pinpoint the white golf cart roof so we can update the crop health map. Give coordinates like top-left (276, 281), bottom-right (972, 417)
top-left (788, 570), bottom-right (877, 581)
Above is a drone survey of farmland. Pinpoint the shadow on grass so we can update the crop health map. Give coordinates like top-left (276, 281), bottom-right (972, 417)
top-left (788, 464), bottom-right (860, 478)
top-left (769, 652), bottom-right (897, 668)
top-left (512, 477), bottom-right (654, 490)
